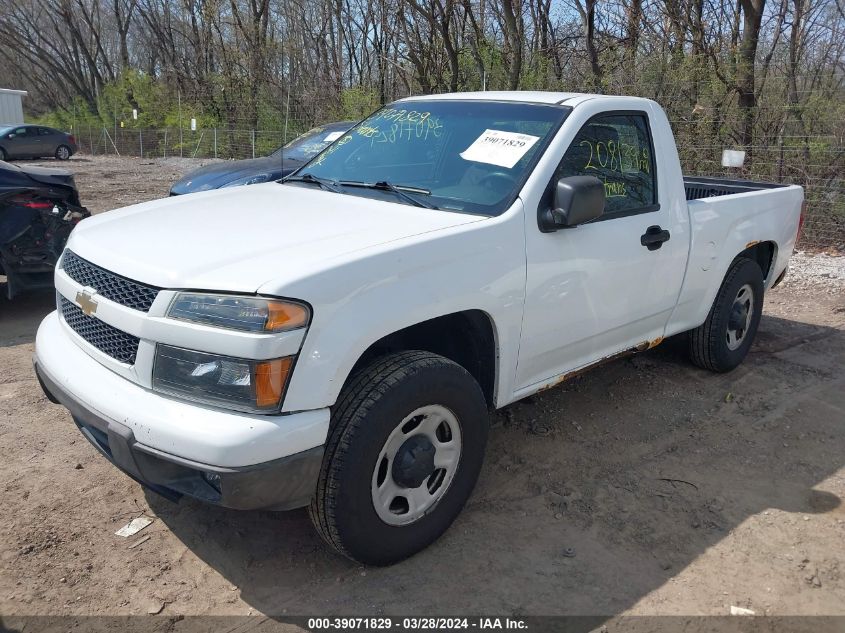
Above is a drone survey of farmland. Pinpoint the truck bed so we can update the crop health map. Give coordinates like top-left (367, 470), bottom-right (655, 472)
top-left (683, 176), bottom-right (788, 201)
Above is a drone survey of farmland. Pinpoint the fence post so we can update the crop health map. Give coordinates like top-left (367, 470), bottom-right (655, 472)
top-left (180, 125), bottom-right (183, 158)
top-left (284, 90), bottom-right (290, 145)
top-left (252, 130), bottom-right (255, 159)
top-left (139, 129), bottom-right (143, 159)
top-left (164, 129), bottom-right (168, 159)
top-left (214, 128), bottom-right (217, 159)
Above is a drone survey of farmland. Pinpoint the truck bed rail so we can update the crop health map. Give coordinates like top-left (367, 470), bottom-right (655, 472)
top-left (684, 176), bottom-right (787, 201)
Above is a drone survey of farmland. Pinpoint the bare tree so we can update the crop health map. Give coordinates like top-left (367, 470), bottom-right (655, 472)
top-left (573, 0), bottom-right (603, 91)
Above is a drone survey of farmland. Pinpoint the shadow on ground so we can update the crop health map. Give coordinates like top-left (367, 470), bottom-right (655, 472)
top-left (0, 286), bottom-right (55, 347)
top-left (144, 312), bottom-right (845, 617)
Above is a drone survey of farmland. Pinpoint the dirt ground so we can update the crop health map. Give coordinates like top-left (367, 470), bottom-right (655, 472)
top-left (1, 156), bottom-right (844, 620)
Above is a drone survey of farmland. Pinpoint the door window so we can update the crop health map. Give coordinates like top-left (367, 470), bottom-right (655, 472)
top-left (38, 127), bottom-right (53, 136)
top-left (553, 113), bottom-right (657, 215)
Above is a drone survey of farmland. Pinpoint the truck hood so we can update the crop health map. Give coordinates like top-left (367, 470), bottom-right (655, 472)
top-left (67, 183), bottom-right (482, 293)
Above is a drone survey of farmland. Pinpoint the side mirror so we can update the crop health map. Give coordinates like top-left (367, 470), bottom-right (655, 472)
top-left (538, 175), bottom-right (605, 232)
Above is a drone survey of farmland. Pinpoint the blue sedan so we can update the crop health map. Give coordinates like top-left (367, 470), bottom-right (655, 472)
top-left (169, 121), bottom-right (354, 195)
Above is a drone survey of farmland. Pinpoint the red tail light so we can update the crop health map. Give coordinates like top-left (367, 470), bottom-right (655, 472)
top-left (797, 200), bottom-right (806, 243)
top-left (8, 194), bottom-right (54, 209)
top-left (68, 134), bottom-right (76, 144)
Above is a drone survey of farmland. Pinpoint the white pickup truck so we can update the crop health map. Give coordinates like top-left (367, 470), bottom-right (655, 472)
top-left (34, 92), bottom-right (804, 565)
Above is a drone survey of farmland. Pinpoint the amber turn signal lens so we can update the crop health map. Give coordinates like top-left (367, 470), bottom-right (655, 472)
top-left (266, 301), bottom-right (309, 332)
top-left (255, 357), bottom-right (293, 408)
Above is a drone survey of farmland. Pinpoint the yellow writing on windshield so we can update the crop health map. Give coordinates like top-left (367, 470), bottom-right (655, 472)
top-left (373, 108), bottom-right (432, 124)
top-left (357, 117), bottom-right (443, 145)
top-left (357, 126), bottom-right (380, 138)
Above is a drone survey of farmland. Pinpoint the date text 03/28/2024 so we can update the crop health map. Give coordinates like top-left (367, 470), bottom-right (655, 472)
top-left (306, 617), bottom-right (528, 630)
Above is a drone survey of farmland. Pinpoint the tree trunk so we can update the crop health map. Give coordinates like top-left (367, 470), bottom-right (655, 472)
top-left (624, 0), bottom-right (642, 86)
top-left (575, 0), bottom-right (603, 92)
top-left (737, 0), bottom-right (765, 160)
top-left (500, 0), bottom-right (524, 90)
top-left (787, 0), bottom-right (810, 163)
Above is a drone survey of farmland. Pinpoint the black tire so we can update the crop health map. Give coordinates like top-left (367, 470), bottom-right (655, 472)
top-left (0, 147), bottom-right (6, 161)
top-left (55, 145), bottom-right (71, 160)
top-left (309, 350), bottom-right (489, 565)
top-left (689, 257), bottom-right (764, 372)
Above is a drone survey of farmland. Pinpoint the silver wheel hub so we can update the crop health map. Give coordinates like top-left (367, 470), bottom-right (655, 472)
top-left (371, 404), bottom-right (462, 526)
top-left (727, 283), bottom-right (754, 351)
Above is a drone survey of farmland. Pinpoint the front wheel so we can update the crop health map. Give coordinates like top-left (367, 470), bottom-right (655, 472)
top-left (689, 257), bottom-right (764, 372)
top-left (309, 351), bottom-right (489, 565)
top-left (0, 147), bottom-right (6, 161)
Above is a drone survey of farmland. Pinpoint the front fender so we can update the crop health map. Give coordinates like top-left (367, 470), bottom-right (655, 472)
top-left (275, 208), bottom-right (526, 413)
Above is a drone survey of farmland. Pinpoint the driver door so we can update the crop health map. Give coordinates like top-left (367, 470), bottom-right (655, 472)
top-left (6, 127), bottom-right (37, 158)
top-left (515, 111), bottom-right (687, 393)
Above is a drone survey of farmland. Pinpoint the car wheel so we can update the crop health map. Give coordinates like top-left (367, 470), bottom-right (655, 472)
top-left (309, 350), bottom-right (489, 565)
top-left (689, 257), bottom-right (764, 372)
top-left (0, 147), bottom-right (6, 161)
top-left (55, 145), bottom-right (71, 160)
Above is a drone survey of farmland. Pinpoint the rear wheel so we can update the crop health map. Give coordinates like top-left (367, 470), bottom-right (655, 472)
top-left (309, 350), bottom-right (488, 565)
top-left (55, 145), bottom-right (71, 160)
top-left (689, 257), bottom-right (764, 372)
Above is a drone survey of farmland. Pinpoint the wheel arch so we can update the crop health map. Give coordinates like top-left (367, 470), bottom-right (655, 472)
top-left (343, 310), bottom-right (499, 409)
top-left (698, 239), bottom-right (775, 327)
top-left (735, 240), bottom-right (778, 284)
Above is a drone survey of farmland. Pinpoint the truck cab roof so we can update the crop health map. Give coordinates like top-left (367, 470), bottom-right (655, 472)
top-left (399, 91), bottom-right (656, 108)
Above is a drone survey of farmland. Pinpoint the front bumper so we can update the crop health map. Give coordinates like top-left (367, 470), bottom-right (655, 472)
top-left (34, 310), bottom-right (330, 511)
top-left (35, 358), bottom-right (324, 510)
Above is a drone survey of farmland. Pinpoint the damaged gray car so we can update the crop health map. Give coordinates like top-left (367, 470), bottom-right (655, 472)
top-left (0, 160), bottom-right (89, 299)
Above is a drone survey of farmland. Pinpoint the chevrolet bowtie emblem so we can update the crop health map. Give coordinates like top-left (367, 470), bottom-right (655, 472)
top-left (76, 290), bottom-right (98, 316)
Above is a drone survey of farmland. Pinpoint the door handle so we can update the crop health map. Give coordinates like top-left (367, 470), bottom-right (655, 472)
top-left (641, 225), bottom-right (671, 250)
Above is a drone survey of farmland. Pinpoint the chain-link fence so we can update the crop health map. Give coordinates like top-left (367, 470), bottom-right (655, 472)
top-left (74, 121), bottom-right (844, 250)
top-left (80, 126), bottom-right (309, 161)
top-left (672, 139), bottom-right (844, 249)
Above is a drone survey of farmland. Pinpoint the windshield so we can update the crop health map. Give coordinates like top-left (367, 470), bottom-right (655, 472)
top-left (289, 100), bottom-right (569, 215)
top-left (272, 125), bottom-right (350, 162)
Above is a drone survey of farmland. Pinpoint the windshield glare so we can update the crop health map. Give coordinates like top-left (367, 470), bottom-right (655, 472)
top-left (273, 126), bottom-right (348, 162)
top-left (291, 101), bottom-right (568, 215)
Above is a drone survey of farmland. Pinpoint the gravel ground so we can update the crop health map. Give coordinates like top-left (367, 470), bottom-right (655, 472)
top-left (50, 155), bottom-right (224, 213)
top-left (1, 156), bottom-right (844, 624)
top-left (781, 252), bottom-right (845, 294)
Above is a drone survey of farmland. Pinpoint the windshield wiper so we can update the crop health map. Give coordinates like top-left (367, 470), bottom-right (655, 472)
top-left (340, 181), bottom-right (437, 209)
top-left (283, 173), bottom-right (343, 193)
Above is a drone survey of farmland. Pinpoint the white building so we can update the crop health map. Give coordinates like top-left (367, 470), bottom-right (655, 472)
top-left (0, 88), bottom-right (27, 126)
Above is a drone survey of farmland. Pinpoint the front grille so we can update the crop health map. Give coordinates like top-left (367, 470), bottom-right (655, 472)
top-left (60, 297), bottom-right (140, 364)
top-left (61, 250), bottom-right (160, 312)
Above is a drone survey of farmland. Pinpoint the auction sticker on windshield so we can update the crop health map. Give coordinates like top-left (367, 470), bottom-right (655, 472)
top-left (460, 129), bottom-right (540, 168)
top-left (324, 131), bottom-right (345, 142)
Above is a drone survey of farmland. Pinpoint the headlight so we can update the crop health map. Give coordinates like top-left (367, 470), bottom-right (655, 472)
top-left (167, 293), bottom-right (309, 333)
top-left (221, 173), bottom-right (271, 187)
top-left (153, 345), bottom-right (293, 413)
